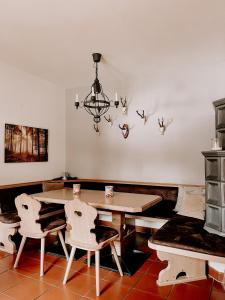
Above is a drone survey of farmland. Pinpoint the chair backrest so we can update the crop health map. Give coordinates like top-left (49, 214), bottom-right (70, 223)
top-left (15, 193), bottom-right (43, 236)
top-left (42, 181), bottom-right (64, 192)
top-left (65, 198), bottom-right (98, 247)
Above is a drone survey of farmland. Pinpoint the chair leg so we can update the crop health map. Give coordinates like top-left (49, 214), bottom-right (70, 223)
top-left (63, 246), bottom-right (76, 285)
top-left (58, 230), bottom-right (69, 261)
top-left (110, 242), bottom-right (123, 277)
top-left (40, 238), bottom-right (45, 277)
top-left (87, 251), bottom-right (91, 267)
top-left (95, 250), bottom-right (100, 297)
top-left (13, 236), bottom-right (27, 268)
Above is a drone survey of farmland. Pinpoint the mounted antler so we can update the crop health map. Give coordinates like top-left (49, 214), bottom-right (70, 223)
top-left (158, 117), bottom-right (165, 135)
top-left (158, 118), bottom-right (164, 127)
top-left (120, 97), bottom-right (127, 115)
top-left (104, 115), bottom-right (113, 126)
top-left (136, 110), bottom-right (147, 124)
top-left (120, 97), bottom-right (127, 107)
top-left (119, 124), bottom-right (129, 139)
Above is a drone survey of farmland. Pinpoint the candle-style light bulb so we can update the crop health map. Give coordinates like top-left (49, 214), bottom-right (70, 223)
top-left (114, 92), bottom-right (119, 108)
top-left (91, 87), bottom-right (95, 96)
top-left (75, 93), bottom-right (79, 109)
top-left (115, 92), bottom-right (118, 102)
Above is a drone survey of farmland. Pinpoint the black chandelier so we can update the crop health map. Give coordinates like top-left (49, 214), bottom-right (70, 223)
top-left (75, 53), bottom-right (119, 123)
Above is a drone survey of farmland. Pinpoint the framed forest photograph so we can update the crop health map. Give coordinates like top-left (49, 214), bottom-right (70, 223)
top-left (5, 124), bottom-right (48, 163)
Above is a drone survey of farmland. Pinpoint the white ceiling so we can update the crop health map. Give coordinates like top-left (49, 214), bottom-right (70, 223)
top-left (0, 0), bottom-right (225, 88)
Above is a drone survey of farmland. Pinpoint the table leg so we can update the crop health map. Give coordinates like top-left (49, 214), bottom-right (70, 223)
top-left (111, 211), bottom-right (126, 256)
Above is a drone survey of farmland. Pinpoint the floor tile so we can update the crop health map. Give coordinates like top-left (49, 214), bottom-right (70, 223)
top-left (0, 294), bottom-right (14, 300)
top-left (3, 277), bottom-right (51, 300)
top-left (104, 270), bottom-right (144, 288)
top-left (212, 280), bottom-right (225, 294)
top-left (148, 251), bottom-right (160, 262)
top-left (13, 257), bottom-right (51, 277)
top-left (168, 283), bottom-right (211, 300)
top-left (210, 290), bottom-right (225, 300)
top-left (147, 261), bottom-right (168, 277)
top-left (54, 256), bottom-right (85, 271)
top-left (85, 280), bottom-right (131, 300)
top-left (187, 278), bottom-right (213, 294)
top-left (35, 286), bottom-right (81, 300)
top-left (0, 255), bottom-right (16, 269)
top-left (0, 271), bottom-right (25, 292)
top-left (31, 264), bottom-right (66, 286)
top-left (138, 261), bottom-right (152, 273)
top-left (64, 272), bottom-right (96, 296)
top-left (125, 288), bottom-right (165, 300)
top-left (135, 273), bottom-right (172, 298)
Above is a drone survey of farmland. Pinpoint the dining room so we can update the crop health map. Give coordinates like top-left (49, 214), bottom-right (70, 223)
top-left (0, 0), bottom-right (225, 299)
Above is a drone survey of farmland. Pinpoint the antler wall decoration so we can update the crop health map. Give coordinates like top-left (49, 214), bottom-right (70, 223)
top-left (158, 117), bottom-right (166, 135)
top-left (120, 97), bottom-right (127, 115)
top-left (136, 110), bottom-right (147, 124)
top-left (104, 115), bottom-right (113, 126)
top-left (119, 124), bottom-right (129, 139)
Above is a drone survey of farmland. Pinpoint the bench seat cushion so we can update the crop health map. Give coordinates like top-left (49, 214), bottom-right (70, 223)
top-left (127, 200), bottom-right (177, 220)
top-left (39, 203), bottom-right (64, 215)
top-left (151, 214), bottom-right (225, 258)
top-left (91, 226), bottom-right (118, 243)
top-left (0, 212), bottom-right (21, 224)
top-left (42, 219), bottom-right (65, 232)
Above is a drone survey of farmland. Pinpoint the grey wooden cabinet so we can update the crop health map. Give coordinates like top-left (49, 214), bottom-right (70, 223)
top-left (202, 98), bottom-right (225, 236)
top-left (202, 151), bottom-right (225, 236)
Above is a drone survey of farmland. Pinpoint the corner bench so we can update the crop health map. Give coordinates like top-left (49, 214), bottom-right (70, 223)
top-left (148, 214), bottom-right (225, 286)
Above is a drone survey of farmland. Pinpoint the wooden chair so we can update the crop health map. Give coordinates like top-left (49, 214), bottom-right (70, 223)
top-left (63, 198), bottom-right (123, 296)
top-left (13, 193), bottom-right (69, 276)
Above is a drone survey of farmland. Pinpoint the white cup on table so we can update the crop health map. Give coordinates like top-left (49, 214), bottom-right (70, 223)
top-left (73, 184), bottom-right (81, 195)
top-left (105, 186), bottom-right (114, 197)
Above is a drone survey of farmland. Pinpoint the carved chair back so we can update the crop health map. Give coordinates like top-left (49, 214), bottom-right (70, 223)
top-left (15, 193), bottom-right (43, 236)
top-left (65, 198), bottom-right (98, 247)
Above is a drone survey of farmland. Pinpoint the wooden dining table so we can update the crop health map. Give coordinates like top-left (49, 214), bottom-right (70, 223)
top-left (32, 188), bottom-right (161, 274)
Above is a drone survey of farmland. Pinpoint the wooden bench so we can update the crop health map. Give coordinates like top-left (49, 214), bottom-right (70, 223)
top-left (148, 214), bottom-right (225, 287)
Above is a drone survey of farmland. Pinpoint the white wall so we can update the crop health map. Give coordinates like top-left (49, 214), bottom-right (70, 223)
top-left (65, 61), bottom-right (225, 185)
top-left (0, 61), bottom-right (65, 184)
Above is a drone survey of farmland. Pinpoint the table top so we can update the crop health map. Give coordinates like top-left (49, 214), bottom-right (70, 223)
top-left (32, 188), bottom-right (161, 213)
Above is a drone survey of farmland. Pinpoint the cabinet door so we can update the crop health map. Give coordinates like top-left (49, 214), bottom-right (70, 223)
top-left (216, 130), bottom-right (225, 150)
top-left (215, 104), bottom-right (225, 129)
top-left (205, 157), bottom-right (220, 181)
top-left (222, 208), bottom-right (225, 233)
top-left (205, 204), bottom-right (222, 231)
top-left (206, 181), bottom-right (221, 205)
top-left (221, 157), bottom-right (225, 181)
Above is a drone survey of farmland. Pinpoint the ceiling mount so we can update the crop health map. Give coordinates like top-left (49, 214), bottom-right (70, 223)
top-left (92, 53), bottom-right (102, 63)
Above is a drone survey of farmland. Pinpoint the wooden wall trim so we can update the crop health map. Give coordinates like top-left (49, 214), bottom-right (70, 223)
top-left (61, 178), bottom-right (204, 188)
top-left (0, 178), bottom-right (204, 190)
top-left (0, 180), bottom-right (45, 190)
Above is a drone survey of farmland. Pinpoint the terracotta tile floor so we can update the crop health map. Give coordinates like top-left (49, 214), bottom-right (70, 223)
top-left (0, 241), bottom-right (224, 299)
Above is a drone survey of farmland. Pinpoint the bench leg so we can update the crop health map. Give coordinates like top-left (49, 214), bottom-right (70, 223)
top-left (156, 251), bottom-right (206, 286)
top-left (0, 224), bottom-right (18, 254)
